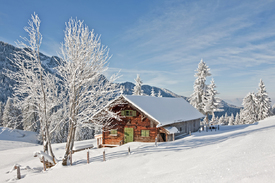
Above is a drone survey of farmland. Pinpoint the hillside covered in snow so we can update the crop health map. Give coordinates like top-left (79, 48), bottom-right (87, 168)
top-left (1, 116), bottom-right (275, 182)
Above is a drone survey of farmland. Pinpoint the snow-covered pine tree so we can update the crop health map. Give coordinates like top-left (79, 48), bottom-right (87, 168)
top-left (151, 87), bottom-right (156, 97)
top-left (133, 74), bottom-right (144, 95)
top-left (218, 115), bottom-right (224, 125)
top-left (228, 113), bottom-right (234, 125)
top-left (204, 78), bottom-right (222, 123)
top-left (239, 109), bottom-right (244, 125)
top-left (0, 102), bottom-right (3, 126)
top-left (242, 92), bottom-right (257, 124)
top-left (189, 59), bottom-right (211, 123)
top-left (22, 99), bottom-right (39, 132)
top-left (234, 112), bottom-right (240, 125)
top-left (256, 79), bottom-right (272, 120)
top-left (210, 113), bottom-right (216, 125)
top-left (58, 18), bottom-right (121, 165)
top-left (272, 104), bottom-right (275, 116)
top-left (157, 90), bottom-right (162, 97)
top-left (224, 112), bottom-right (228, 125)
top-left (2, 98), bottom-right (15, 128)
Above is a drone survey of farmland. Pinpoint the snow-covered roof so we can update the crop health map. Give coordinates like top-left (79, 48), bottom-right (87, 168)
top-left (163, 126), bottom-right (179, 134)
top-left (123, 95), bottom-right (204, 127)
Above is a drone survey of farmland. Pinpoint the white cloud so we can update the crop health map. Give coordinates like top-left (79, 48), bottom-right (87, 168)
top-left (112, 0), bottom-right (275, 100)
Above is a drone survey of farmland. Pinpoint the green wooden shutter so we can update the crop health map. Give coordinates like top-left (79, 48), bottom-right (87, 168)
top-left (132, 111), bottom-right (136, 116)
top-left (121, 110), bottom-right (125, 116)
top-left (141, 130), bottom-right (145, 137)
top-left (146, 130), bottom-right (150, 137)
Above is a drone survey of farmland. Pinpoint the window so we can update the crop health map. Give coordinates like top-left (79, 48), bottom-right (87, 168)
top-left (110, 129), bottom-right (118, 136)
top-left (121, 110), bottom-right (136, 117)
top-left (141, 130), bottom-right (150, 137)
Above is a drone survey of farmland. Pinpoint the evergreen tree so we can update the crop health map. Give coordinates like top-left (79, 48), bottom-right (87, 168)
top-left (210, 113), bottom-right (216, 125)
top-left (151, 88), bottom-right (156, 97)
top-left (157, 90), bottom-right (162, 97)
top-left (272, 104), bottom-right (275, 116)
top-left (22, 99), bottom-right (39, 132)
top-left (204, 78), bottom-right (222, 118)
top-left (239, 109), bottom-right (244, 125)
top-left (228, 113), bottom-right (234, 125)
top-left (189, 59), bottom-right (211, 124)
top-left (256, 79), bottom-right (272, 120)
top-left (133, 74), bottom-right (144, 95)
top-left (218, 115), bottom-right (224, 125)
top-left (242, 92), bottom-right (257, 124)
top-left (190, 60), bottom-right (211, 113)
top-left (0, 102), bottom-right (3, 126)
top-left (224, 113), bottom-right (229, 125)
top-left (234, 112), bottom-right (240, 125)
top-left (2, 98), bottom-right (15, 128)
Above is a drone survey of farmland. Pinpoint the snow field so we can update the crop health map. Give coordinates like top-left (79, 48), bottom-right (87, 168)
top-left (1, 116), bottom-right (275, 182)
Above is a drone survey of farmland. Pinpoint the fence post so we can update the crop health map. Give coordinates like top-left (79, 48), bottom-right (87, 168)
top-left (155, 137), bottom-right (158, 147)
top-left (128, 146), bottom-right (131, 155)
top-left (103, 150), bottom-right (106, 161)
top-left (70, 150), bottom-right (72, 166)
top-left (218, 125), bottom-right (220, 130)
top-left (189, 131), bottom-right (191, 136)
top-left (42, 156), bottom-right (46, 171)
top-left (87, 150), bottom-right (89, 164)
top-left (14, 165), bottom-right (21, 179)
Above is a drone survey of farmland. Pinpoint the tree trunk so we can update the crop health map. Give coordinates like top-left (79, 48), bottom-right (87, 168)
top-left (62, 122), bottom-right (76, 165)
top-left (45, 123), bottom-right (56, 164)
top-left (205, 113), bottom-right (209, 126)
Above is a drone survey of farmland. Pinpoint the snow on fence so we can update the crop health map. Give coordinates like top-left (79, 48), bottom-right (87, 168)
top-left (33, 151), bottom-right (55, 169)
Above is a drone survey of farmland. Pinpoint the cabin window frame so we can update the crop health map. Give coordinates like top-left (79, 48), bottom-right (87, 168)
top-left (141, 130), bottom-right (150, 137)
top-left (109, 129), bottom-right (118, 136)
top-left (121, 110), bottom-right (137, 117)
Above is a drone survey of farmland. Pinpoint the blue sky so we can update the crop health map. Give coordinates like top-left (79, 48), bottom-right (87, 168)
top-left (1, 0), bottom-right (275, 106)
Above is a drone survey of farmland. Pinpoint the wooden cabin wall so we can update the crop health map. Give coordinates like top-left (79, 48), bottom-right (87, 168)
top-left (170, 119), bottom-right (201, 134)
top-left (103, 105), bottom-right (158, 145)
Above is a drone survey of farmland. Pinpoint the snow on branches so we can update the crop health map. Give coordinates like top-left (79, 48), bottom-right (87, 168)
top-left (189, 59), bottom-right (221, 125)
top-left (133, 74), bottom-right (144, 95)
top-left (58, 18), bottom-right (121, 165)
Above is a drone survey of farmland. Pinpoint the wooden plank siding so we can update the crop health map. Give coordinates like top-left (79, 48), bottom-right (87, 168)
top-left (100, 98), bottom-right (202, 146)
top-left (103, 105), bottom-right (158, 145)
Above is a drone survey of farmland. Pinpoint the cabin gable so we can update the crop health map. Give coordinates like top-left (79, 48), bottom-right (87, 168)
top-left (103, 102), bottom-right (159, 145)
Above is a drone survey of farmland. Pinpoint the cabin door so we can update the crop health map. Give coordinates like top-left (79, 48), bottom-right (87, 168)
top-left (124, 128), bottom-right (134, 143)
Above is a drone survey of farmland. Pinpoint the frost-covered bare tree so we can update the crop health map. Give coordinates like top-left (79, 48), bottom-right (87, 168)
top-left (133, 74), bottom-right (143, 95)
top-left (256, 79), bottom-right (272, 120)
top-left (6, 13), bottom-right (62, 163)
top-left (58, 18), bottom-right (121, 165)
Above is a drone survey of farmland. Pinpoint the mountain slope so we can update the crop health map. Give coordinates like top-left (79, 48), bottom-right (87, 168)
top-left (0, 41), bottom-right (241, 117)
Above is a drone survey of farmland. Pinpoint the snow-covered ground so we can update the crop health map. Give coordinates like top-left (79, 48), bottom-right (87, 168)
top-left (1, 116), bottom-right (275, 182)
